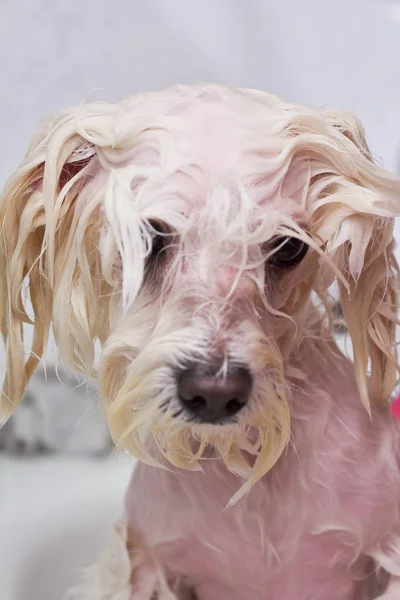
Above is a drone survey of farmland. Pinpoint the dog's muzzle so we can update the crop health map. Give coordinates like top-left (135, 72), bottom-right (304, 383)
top-left (177, 363), bottom-right (252, 424)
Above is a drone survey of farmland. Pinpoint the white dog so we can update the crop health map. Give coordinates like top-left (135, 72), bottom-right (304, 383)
top-left (1, 84), bottom-right (400, 599)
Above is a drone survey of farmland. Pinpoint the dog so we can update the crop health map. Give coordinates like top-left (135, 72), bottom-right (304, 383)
top-left (1, 83), bottom-right (400, 599)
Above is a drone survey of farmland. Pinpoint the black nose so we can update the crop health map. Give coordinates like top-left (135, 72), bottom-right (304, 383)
top-left (177, 364), bottom-right (252, 423)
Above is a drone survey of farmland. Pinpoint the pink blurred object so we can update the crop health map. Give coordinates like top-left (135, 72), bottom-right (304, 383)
top-left (391, 385), bottom-right (400, 419)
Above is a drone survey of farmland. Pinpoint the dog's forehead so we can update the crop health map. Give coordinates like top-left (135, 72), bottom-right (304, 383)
top-left (130, 88), bottom-right (277, 172)
top-left (175, 100), bottom-right (259, 170)
top-left (155, 98), bottom-right (305, 222)
top-left (106, 88), bottom-right (309, 234)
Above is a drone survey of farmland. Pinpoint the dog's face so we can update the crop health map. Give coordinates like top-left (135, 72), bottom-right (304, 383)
top-left (1, 84), bottom-right (399, 498)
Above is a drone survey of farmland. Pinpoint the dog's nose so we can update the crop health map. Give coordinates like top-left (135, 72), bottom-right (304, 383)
top-left (177, 365), bottom-right (252, 423)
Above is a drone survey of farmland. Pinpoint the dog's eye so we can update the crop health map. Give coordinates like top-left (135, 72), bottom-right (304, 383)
top-left (150, 226), bottom-right (165, 258)
top-left (268, 236), bottom-right (308, 269)
top-left (147, 220), bottom-right (169, 263)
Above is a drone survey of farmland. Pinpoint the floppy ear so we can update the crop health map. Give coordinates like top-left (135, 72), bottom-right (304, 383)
top-left (0, 109), bottom-right (109, 422)
top-left (337, 219), bottom-right (398, 409)
top-left (322, 109), bottom-right (373, 162)
top-left (313, 109), bottom-right (400, 409)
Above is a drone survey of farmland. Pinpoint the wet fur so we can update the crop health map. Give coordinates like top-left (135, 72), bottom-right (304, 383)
top-left (1, 84), bottom-right (400, 598)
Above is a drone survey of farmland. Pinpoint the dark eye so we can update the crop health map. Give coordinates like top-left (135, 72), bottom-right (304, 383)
top-left (268, 236), bottom-right (308, 269)
top-left (146, 220), bottom-right (170, 266)
top-left (150, 223), bottom-right (166, 257)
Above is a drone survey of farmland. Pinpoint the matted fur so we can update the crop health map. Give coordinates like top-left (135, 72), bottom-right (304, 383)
top-left (1, 84), bottom-right (400, 506)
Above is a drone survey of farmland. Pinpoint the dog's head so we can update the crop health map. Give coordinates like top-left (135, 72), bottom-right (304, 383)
top-left (1, 84), bottom-right (399, 499)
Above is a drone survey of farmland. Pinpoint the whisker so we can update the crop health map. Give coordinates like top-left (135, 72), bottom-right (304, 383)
top-left (171, 408), bottom-right (184, 419)
top-left (159, 399), bottom-right (171, 412)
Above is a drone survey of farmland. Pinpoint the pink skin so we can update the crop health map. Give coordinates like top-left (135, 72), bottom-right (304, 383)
top-left (124, 340), bottom-right (400, 599)
top-left (215, 267), bottom-right (257, 297)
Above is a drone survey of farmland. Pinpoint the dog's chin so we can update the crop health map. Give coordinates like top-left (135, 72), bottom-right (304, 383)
top-left (105, 355), bottom-right (291, 503)
top-left (144, 411), bottom-right (289, 505)
top-left (131, 396), bottom-right (287, 501)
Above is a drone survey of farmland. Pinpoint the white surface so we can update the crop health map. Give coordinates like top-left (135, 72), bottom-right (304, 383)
top-left (0, 454), bottom-right (134, 600)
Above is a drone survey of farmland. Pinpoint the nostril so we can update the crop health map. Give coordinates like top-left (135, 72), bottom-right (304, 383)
top-left (225, 398), bottom-right (244, 416)
top-left (188, 395), bottom-right (207, 408)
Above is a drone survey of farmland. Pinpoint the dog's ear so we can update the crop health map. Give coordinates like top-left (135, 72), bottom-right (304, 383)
top-left (0, 110), bottom-right (104, 421)
top-left (314, 109), bottom-right (400, 410)
top-left (337, 220), bottom-right (398, 410)
top-left (321, 108), bottom-right (373, 161)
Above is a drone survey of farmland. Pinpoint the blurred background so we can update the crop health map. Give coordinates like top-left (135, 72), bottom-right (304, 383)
top-left (1, 1), bottom-right (400, 598)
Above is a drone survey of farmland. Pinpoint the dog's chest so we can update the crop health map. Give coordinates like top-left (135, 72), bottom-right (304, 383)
top-left (160, 532), bottom-right (362, 600)
top-left (152, 468), bottom-right (368, 599)
top-left (126, 396), bottom-right (400, 599)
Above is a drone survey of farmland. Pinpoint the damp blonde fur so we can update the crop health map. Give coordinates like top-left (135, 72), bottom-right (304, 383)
top-left (0, 84), bottom-right (399, 501)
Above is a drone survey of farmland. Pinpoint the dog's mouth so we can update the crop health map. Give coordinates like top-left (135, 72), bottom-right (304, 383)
top-left (104, 349), bottom-right (290, 504)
